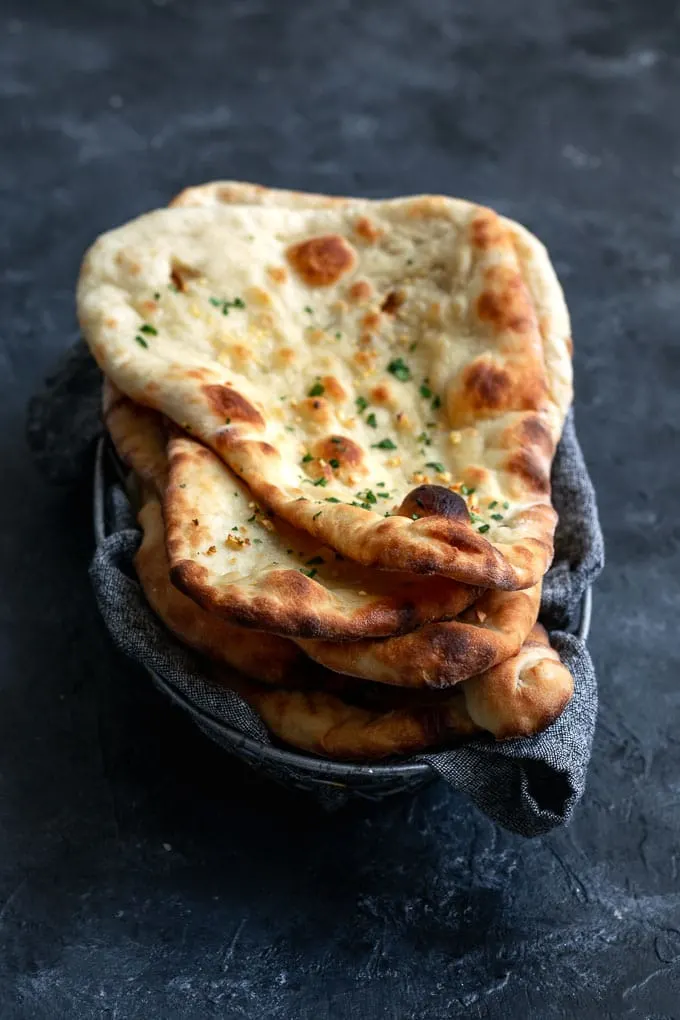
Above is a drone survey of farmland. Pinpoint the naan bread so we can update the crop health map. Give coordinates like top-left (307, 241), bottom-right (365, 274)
top-left (79, 189), bottom-right (572, 589)
top-left (166, 432), bottom-right (480, 639)
top-left (298, 583), bottom-right (541, 687)
top-left (135, 497), bottom-right (315, 685)
top-left (228, 625), bottom-right (574, 759)
top-left (171, 180), bottom-right (573, 430)
top-left (103, 378), bottom-right (168, 494)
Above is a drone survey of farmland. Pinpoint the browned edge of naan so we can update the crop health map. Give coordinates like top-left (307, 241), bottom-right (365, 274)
top-left (134, 496), bottom-right (318, 686)
top-left (80, 191), bottom-right (569, 591)
top-left (165, 432), bottom-right (483, 640)
top-left (223, 624), bottom-right (574, 760)
top-left (297, 583), bottom-right (541, 688)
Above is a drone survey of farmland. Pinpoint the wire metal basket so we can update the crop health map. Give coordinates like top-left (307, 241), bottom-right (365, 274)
top-left (93, 436), bottom-right (592, 800)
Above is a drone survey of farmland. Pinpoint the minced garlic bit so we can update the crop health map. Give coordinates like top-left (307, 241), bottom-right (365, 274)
top-left (449, 430), bottom-right (462, 445)
top-left (205, 545), bottom-right (217, 555)
top-left (226, 534), bottom-right (246, 549)
top-left (387, 456), bottom-right (402, 467)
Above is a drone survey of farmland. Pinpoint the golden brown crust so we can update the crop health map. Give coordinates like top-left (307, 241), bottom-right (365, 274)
top-left (225, 624), bottom-right (574, 760)
top-left (459, 624), bottom-right (574, 739)
top-left (102, 378), bottom-right (168, 495)
top-left (135, 497), bottom-right (312, 685)
top-left (164, 431), bottom-right (483, 639)
top-left (298, 584), bottom-right (541, 688)
top-left (79, 185), bottom-right (572, 591)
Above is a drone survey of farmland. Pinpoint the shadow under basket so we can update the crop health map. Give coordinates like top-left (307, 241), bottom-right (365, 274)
top-left (93, 437), bottom-right (592, 802)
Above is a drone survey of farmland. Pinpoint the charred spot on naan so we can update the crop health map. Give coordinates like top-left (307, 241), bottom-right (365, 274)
top-left (505, 448), bottom-right (551, 495)
top-left (312, 435), bottom-right (368, 483)
top-left (469, 209), bottom-right (508, 251)
top-left (296, 396), bottom-right (333, 425)
top-left (449, 355), bottom-right (547, 425)
top-left (369, 383), bottom-right (394, 406)
top-left (285, 234), bottom-right (357, 287)
top-left (347, 279), bottom-right (373, 304)
top-left (476, 265), bottom-right (536, 337)
top-left (398, 485), bottom-right (470, 523)
top-left (320, 375), bottom-right (347, 403)
top-left (380, 289), bottom-right (406, 315)
top-left (354, 216), bottom-right (382, 243)
top-left (203, 384), bottom-right (265, 428)
top-left (169, 258), bottom-right (201, 292)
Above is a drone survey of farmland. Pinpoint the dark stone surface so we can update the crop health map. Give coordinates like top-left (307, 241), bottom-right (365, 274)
top-left (2, 0), bottom-right (679, 1015)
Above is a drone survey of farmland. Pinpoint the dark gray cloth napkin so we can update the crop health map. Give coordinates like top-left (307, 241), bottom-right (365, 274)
top-left (27, 340), bottom-right (604, 836)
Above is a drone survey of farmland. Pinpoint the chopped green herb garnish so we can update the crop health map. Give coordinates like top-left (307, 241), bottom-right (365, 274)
top-left (312, 477), bottom-right (328, 487)
top-left (329, 458), bottom-right (340, 469)
top-left (491, 513), bottom-right (504, 521)
top-left (409, 341), bottom-right (418, 352)
top-left (371, 438), bottom-right (397, 450)
top-left (300, 567), bottom-right (318, 579)
top-left (302, 452), bottom-right (314, 463)
top-left (330, 437), bottom-right (342, 444)
top-left (308, 382), bottom-right (325, 397)
top-left (503, 501), bottom-right (510, 509)
top-left (366, 413), bottom-right (378, 428)
top-left (304, 305), bottom-right (313, 314)
top-left (135, 336), bottom-right (148, 348)
top-left (488, 500), bottom-right (498, 509)
top-left (387, 357), bottom-right (411, 382)
top-left (313, 510), bottom-right (323, 520)
top-left (377, 492), bottom-right (390, 498)
top-left (335, 331), bottom-right (342, 340)
top-left (306, 556), bottom-right (324, 566)
top-left (376, 482), bottom-right (385, 487)
top-left (140, 323), bottom-right (158, 335)
top-left (406, 258), bottom-right (414, 266)
top-left (153, 292), bottom-right (161, 300)
top-left (460, 484), bottom-right (476, 496)
top-left (417, 431), bottom-right (432, 446)
top-left (231, 526), bottom-right (239, 532)
top-left (325, 496), bottom-right (341, 503)
top-left (247, 514), bottom-right (256, 522)
top-left (419, 383), bottom-right (432, 399)
top-left (357, 489), bottom-right (377, 505)
top-left (252, 538), bottom-right (263, 544)
top-left (426, 461), bottom-right (445, 473)
top-left (285, 426), bottom-right (295, 433)
top-left (210, 296), bottom-right (246, 315)
top-left (431, 395), bottom-right (442, 410)
top-left (478, 524), bottom-right (490, 534)
top-left (355, 396), bottom-right (368, 413)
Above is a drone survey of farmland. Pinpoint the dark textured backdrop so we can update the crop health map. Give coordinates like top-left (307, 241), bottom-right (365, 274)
top-left (3, 1), bottom-right (680, 1017)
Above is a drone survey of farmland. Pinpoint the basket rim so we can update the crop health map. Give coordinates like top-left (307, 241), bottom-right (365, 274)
top-left (93, 436), bottom-right (592, 780)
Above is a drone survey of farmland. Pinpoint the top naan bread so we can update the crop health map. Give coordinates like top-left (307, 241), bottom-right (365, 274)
top-left (78, 189), bottom-right (572, 588)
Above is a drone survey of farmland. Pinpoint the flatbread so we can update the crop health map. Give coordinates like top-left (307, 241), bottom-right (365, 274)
top-left (103, 377), bottom-right (168, 494)
top-left (104, 382), bottom-right (537, 679)
top-left (298, 582), bottom-right (541, 687)
top-left (170, 180), bottom-right (573, 432)
top-left (78, 188), bottom-right (572, 589)
top-left (228, 625), bottom-right (574, 759)
top-left (166, 431), bottom-right (481, 639)
top-left (135, 497), bottom-right (315, 685)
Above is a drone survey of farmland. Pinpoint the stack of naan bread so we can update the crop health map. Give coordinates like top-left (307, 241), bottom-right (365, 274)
top-left (78, 181), bottom-right (575, 761)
